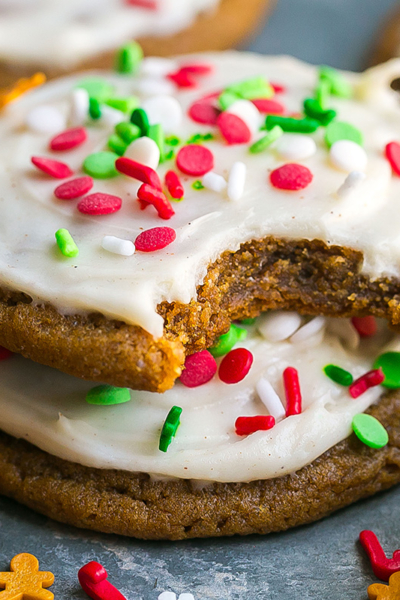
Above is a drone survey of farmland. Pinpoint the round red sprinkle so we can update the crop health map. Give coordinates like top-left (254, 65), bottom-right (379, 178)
top-left (137, 184), bottom-right (175, 220)
top-left (235, 415), bottom-right (276, 436)
top-left (270, 163), bottom-right (313, 191)
top-left (168, 70), bottom-right (197, 88)
top-left (252, 98), bottom-right (285, 114)
top-left (188, 101), bottom-right (220, 125)
top-left (180, 350), bottom-right (217, 388)
top-left (218, 348), bottom-right (254, 384)
top-left (349, 368), bottom-right (385, 399)
top-left (165, 170), bottom-right (184, 199)
top-left (116, 157), bottom-right (162, 190)
top-left (351, 316), bottom-right (377, 338)
top-left (54, 176), bottom-right (94, 200)
top-left (385, 142), bottom-right (400, 176)
top-left (134, 226), bottom-right (176, 252)
top-left (77, 193), bottom-right (122, 215)
top-left (176, 144), bottom-right (214, 177)
top-left (31, 156), bottom-right (73, 179)
top-left (50, 127), bottom-right (87, 151)
top-left (0, 346), bottom-right (13, 361)
top-left (217, 112), bottom-right (251, 145)
top-left (180, 63), bottom-right (213, 76)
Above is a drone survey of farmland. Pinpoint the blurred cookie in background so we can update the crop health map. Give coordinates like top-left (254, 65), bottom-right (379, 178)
top-left (372, 4), bottom-right (400, 65)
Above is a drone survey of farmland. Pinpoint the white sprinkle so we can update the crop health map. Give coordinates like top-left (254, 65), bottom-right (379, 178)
top-left (290, 316), bottom-right (326, 344)
top-left (327, 318), bottom-right (360, 350)
top-left (256, 378), bottom-right (286, 421)
top-left (70, 88), bottom-right (89, 127)
top-left (275, 134), bottom-right (317, 160)
top-left (101, 236), bottom-right (135, 257)
top-left (124, 136), bottom-right (160, 169)
top-left (137, 77), bottom-right (175, 97)
top-left (158, 593), bottom-right (176, 600)
top-left (142, 95), bottom-right (182, 133)
top-left (226, 99), bottom-right (261, 136)
top-left (26, 105), bottom-right (66, 134)
top-left (141, 57), bottom-right (177, 77)
top-left (336, 170), bottom-right (366, 198)
top-left (178, 595), bottom-right (195, 600)
top-left (330, 140), bottom-right (368, 172)
top-left (202, 172), bottom-right (227, 193)
top-left (227, 162), bottom-right (246, 201)
top-left (257, 311), bottom-right (302, 342)
top-left (100, 105), bottom-right (125, 127)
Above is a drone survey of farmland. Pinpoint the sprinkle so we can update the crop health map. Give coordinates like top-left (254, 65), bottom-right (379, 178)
top-left (218, 348), bottom-right (253, 384)
top-left (256, 378), bottom-right (286, 420)
top-left (165, 149), bottom-right (175, 161)
top-left (179, 350), bottom-right (217, 387)
top-left (349, 368), bottom-right (385, 399)
top-left (303, 98), bottom-right (336, 125)
top-left (252, 98), bottom-right (285, 114)
top-left (83, 151), bottom-right (118, 179)
top-left (180, 63), bottom-right (213, 76)
top-left (165, 135), bottom-right (181, 147)
top-left (325, 121), bottom-right (363, 148)
top-left (283, 367), bottom-right (302, 416)
top-left (210, 324), bottom-right (247, 357)
top-left (77, 193), bottom-right (122, 215)
top-left (70, 88), bottom-right (89, 127)
top-left (78, 561), bottom-right (127, 600)
top-left (31, 156), bottom-right (73, 179)
top-left (336, 171), bottom-right (366, 197)
top-left (290, 316), bottom-right (325, 343)
top-left (192, 180), bottom-right (204, 190)
top-left (86, 384), bottom-right (131, 405)
top-left (315, 79), bottom-right (330, 110)
top-left (249, 126), bottom-right (283, 154)
top-left (115, 41), bottom-right (143, 74)
top-left (115, 122), bottom-right (140, 144)
top-left (324, 364), bottom-right (354, 386)
top-left (137, 184), bottom-right (175, 220)
top-left (89, 97), bottom-right (102, 120)
top-left (125, 0), bottom-right (157, 9)
top-left (275, 133), bottom-right (317, 160)
top-left (359, 530), bottom-right (400, 582)
top-left (330, 140), bottom-right (367, 172)
top-left (226, 76), bottom-right (274, 101)
top-left (76, 78), bottom-right (114, 103)
top-left (101, 105), bottom-right (125, 127)
top-left (158, 593), bottom-right (177, 600)
top-left (271, 82), bottom-right (286, 94)
top-left (328, 318), bottom-right (360, 350)
top-left (142, 95), bottom-right (182, 133)
top-left (106, 97), bottom-right (139, 114)
top-left (167, 69), bottom-right (197, 88)
top-left (0, 72), bottom-right (46, 109)
top-left (54, 176), bottom-right (93, 200)
top-left (159, 406), bottom-right (182, 452)
top-left (227, 161), bottom-right (247, 201)
top-left (385, 141), bottom-right (400, 176)
top-left (217, 112), bottom-right (251, 145)
top-left (352, 414), bottom-right (389, 449)
top-left (108, 133), bottom-right (128, 156)
top-left (240, 318), bottom-right (256, 325)
top-left (26, 105), bottom-right (66, 134)
top-left (373, 352), bottom-right (400, 389)
top-left (165, 170), bottom-right (184, 200)
top-left (0, 347), bottom-right (13, 361)
top-left (257, 311), bottom-right (302, 342)
top-left (189, 101), bottom-right (220, 125)
top-left (130, 107), bottom-right (150, 136)
top-left (226, 99), bottom-right (261, 136)
top-left (176, 144), bottom-right (214, 176)
top-left (201, 171), bottom-right (227, 193)
top-left (134, 226), bottom-right (176, 252)
top-left (102, 236), bottom-right (135, 257)
top-left (351, 316), bottom-right (377, 337)
top-left (124, 136), bottom-right (160, 169)
top-left (219, 90), bottom-right (240, 111)
top-left (270, 163), bottom-right (313, 191)
top-left (266, 115), bottom-right (320, 133)
top-left (148, 124), bottom-right (165, 162)
top-left (116, 156), bottom-right (162, 189)
top-left (50, 127), bottom-right (87, 152)
top-left (235, 415), bottom-right (275, 436)
top-left (55, 228), bottom-right (79, 258)
top-left (319, 66), bottom-right (353, 98)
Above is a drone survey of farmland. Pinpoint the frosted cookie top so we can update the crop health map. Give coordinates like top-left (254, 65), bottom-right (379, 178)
top-left (0, 0), bottom-right (219, 69)
top-left (1, 51), bottom-right (400, 338)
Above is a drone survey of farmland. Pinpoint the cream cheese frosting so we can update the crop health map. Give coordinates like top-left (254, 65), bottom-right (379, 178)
top-left (0, 0), bottom-right (220, 69)
top-left (0, 313), bottom-right (394, 482)
top-left (2, 53), bottom-right (400, 338)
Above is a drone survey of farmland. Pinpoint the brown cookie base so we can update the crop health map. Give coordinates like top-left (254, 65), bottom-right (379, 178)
top-left (1, 237), bottom-right (400, 393)
top-left (372, 5), bottom-right (400, 65)
top-left (0, 392), bottom-right (399, 540)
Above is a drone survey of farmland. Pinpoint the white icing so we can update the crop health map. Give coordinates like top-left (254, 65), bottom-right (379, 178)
top-left (1, 53), bottom-right (400, 338)
top-left (0, 0), bottom-right (220, 69)
top-left (0, 314), bottom-right (394, 482)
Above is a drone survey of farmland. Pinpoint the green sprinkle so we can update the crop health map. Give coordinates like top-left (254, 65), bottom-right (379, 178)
top-left (315, 79), bottom-right (330, 110)
top-left (108, 134), bottom-right (128, 156)
top-left (165, 135), bottom-right (181, 146)
top-left (265, 115), bottom-right (320, 133)
top-left (324, 364), bottom-right (353, 386)
top-left (219, 90), bottom-right (240, 111)
top-left (89, 97), bottom-right (102, 120)
top-left (240, 318), bottom-right (256, 325)
top-left (250, 125), bottom-right (283, 154)
top-left (159, 406), bottom-right (182, 452)
top-left (148, 123), bottom-right (165, 162)
top-left (131, 107), bottom-right (149, 137)
top-left (55, 228), bottom-right (79, 258)
top-left (165, 149), bottom-right (176, 161)
top-left (86, 384), bottom-right (131, 406)
top-left (320, 66), bottom-right (353, 98)
top-left (187, 132), bottom-right (215, 145)
top-left (373, 352), bottom-right (400, 389)
top-left (106, 97), bottom-right (139, 114)
top-left (83, 151), bottom-right (119, 179)
top-left (115, 121), bottom-right (140, 145)
top-left (192, 180), bottom-right (204, 190)
top-left (226, 76), bottom-right (274, 100)
top-left (325, 121), bottom-right (363, 148)
top-left (115, 41), bottom-right (143, 74)
top-left (352, 413), bottom-right (389, 449)
top-left (203, 132), bottom-right (214, 141)
top-left (76, 78), bottom-right (114, 103)
top-left (210, 324), bottom-right (248, 358)
top-left (303, 98), bottom-right (337, 126)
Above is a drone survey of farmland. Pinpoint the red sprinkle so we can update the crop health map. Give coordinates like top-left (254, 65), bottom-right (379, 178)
top-left (50, 127), bottom-right (87, 151)
top-left (78, 561), bottom-right (128, 600)
top-left (31, 156), bottom-right (73, 179)
top-left (270, 163), bottom-right (313, 191)
top-left (0, 346), bottom-right (13, 361)
top-left (385, 141), bottom-right (400, 176)
top-left (349, 368), bottom-right (384, 399)
top-left (179, 350), bottom-right (217, 388)
top-left (351, 316), bottom-right (377, 338)
top-left (54, 176), bottom-right (94, 200)
top-left (125, 0), bottom-right (157, 7)
top-left (217, 112), bottom-right (251, 145)
top-left (135, 226), bottom-right (176, 252)
top-left (218, 348), bottom-right (254, 384)
top-left (137, 184), bottom-right (175, 220)
top-left (271, 82), bottom-right (286, 94)
top-left (165, 170), bottom-right (185, 199)
top-left (168, 70), bottom-right (197, 89)
top-left (176, 144), bottom-right (214, 177)
top-left (77, 193), bottom-right (122, 215)
top-left (180, 63), bottom-right (213, 76)
top-left (252, 98), bottom-right (285, 114)
top-left (116, 157), bottom-right (162, 190)
top-left (188, 101), bottom-right (221, 125)
top-left (359, 530), bottom-right (400, 582)
top-left (235, 415), bottom-right (276, 436)
top-left (283, 367), bottom-right (302, 416)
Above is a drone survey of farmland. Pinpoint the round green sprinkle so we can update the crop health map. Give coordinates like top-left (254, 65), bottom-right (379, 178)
top-left (148, 123), bottom-right (165, 162)
top-left (55, 229), bottom-right (79, 258)
top-left (83, 151), bottom-right (118, 179)
top-left (89, 97), bottom-right (102, 121)
top-left (319, 66), bottom-right (353, 98)
top-left (106, 97), bottom-right (139, 114)
top-left (76, 78), bottom-right (114, 103)
top-left (210, 324), bottom-right (248, 358)
top-left (86, 384), bottom-right (131, 406)
top-left (108, 134), bottom-right (127, 156)
top-left (325, 121), bottom-right (363, 148)
top-left (265, 115), bottom-right (320, 134)
top-left (303, 98), bottom-right (337, 126)
top-left (130, 108), bottom-right (149, 137)
top-left (352, 413), bottom-right (389, 449)
top-left (115, 121), bottom-right (140, 145)
top-left (159, 406), bottom-right (182, 452)
top-left (250, 125), bottom-right (283, 154)
top-left (323, 364), bottom-right (353, 386)
top-left (192, 180), bottom-right (204, 190)
top-left (115, 41), bottom-right (143, 74)
top-left (165, 135), bottom-right (181, 147)
top-left (373, 352), bottom-right (400, 389)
